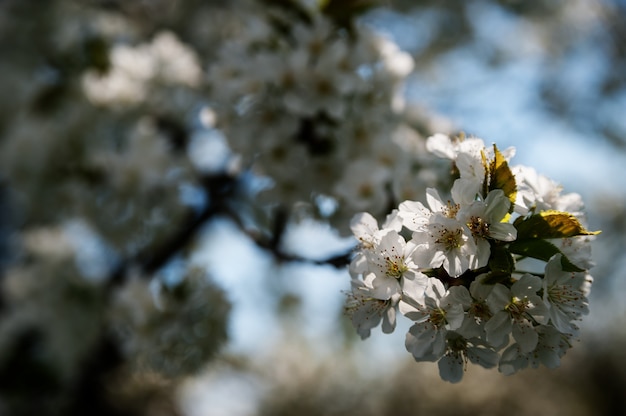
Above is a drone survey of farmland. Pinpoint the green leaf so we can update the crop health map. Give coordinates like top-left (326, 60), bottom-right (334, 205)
top-left (488, 244), bottom-right (515, 276)
top-left (481, 272), bottom-right (514, 286)
top-left (515, 210), bottom-right (601, 240)
top-left (478, 244), bottom-right (516, 285)
top-left (488, 144), bottom-right (517, 212)
top-left (509, 238), bottom-right (585, 272)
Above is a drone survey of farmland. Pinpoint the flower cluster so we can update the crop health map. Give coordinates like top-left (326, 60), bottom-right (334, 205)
top-left (346, 133), bottom-right (599, 382)
top-left (109, 268), bottom-right (230, 376)
top-left (82, 31), bottom-right (202, 107)
top-left (207, 6), bottom-right (447, 226)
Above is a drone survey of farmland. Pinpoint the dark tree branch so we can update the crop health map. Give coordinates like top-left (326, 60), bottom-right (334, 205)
top-left (108, 173), bottom-right (238, 288)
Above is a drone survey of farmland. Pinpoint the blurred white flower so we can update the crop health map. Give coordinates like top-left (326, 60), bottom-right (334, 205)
top-left (82, 31), bottom-right (202, 106)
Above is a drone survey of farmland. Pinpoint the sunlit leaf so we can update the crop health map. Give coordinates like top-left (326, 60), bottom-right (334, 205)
top-left (515, 210), bottom-right (601, 240)
top-left (488, 144), bottom-right (517, 212)
top-left (481, 148), bottom-right (489, 198)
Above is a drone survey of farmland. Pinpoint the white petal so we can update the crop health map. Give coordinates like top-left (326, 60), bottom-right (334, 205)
top-left (484, 189), bottom-right (510, 221)
top-left (426, 133), bottom-right (456, 159)
top-left (512, 274), bottom-right (542, 298)
top-left (425, 188), bottom-right (446, 213)
top-left (489, 222), bottom-right (517, 241)
top-left (485, 310), bottom-right (511, 347)
top-left (451, 178), bottom-right (481, 205)
top-left (467, 346), bottom-right (499, 369)
top-left (486, 284), bottom-right (510, 312)
top-left (469, 276), bottom-right (494, 300)
top-left (398, 200), bottom-right (431, 231)
top-left (512, 320), bottom-right (538, 353)
top-left (382, 306), bottom-right (397, 334)
top-left (349, 252), bottom-right (368, 276)
top-left (438, 354), bottom-right (465, 383)
top-left (498, 344), bottom-right (528, 375)
top-left (405, 322), bottom-right (442, 361)
top-left (446, 303), bottom-right (466, 331)
top-left (350, 212), bottom-right (381, 247)
top-left (369, 275), bottom-right (401, 299)
top-left (443, 285), bottom-right (472, 309)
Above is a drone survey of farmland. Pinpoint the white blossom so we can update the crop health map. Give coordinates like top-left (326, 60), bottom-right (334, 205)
top-left (345, 276), bottom-right (401, 339)
top-left (412, 213), bottom-right (479, 277)
top-left (398, 187), bottom-right (460, 233)
top-left (498, 325), bottom-right (572, 375)
top-left (456, 189), bottom-right (517, 267)
top-left (400, 278), bottom-right (465, 361)
top-left (459, 189), bottom-right (517, 242)
top-left (512, 165), bottom-right (585, 217)
top-left (82, 31), bottom-right (201, 106)
top-left (448, 276), bottom-right (495, 339)
top-left (438, 331), bottom-right (499, 383)
top-left (543, 255), bottom-right (590, 335)
top-left (349, 211), bottom-right (401, 277)
top-left (485, 275), bottom-right (549, 353)
top-left (364, 230), bottom-right (420, 280)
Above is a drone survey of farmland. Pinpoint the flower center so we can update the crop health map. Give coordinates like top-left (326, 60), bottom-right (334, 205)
top-left (435, 228), bottom-right (464, 251)
top-left (549, 284), bottom-right (583, 312)
top-left (442, 201), bottom-right (460, 218)
top-left (386, 257), bottom-right (408, 278)
top-left (467, 216), bottom-right (490, 238)
top-left (505, 296), bottom-right (530, 319)
top-left (447, 332), bottom-right (468, 352)
top-left (358, 183), bottom-right (374, 199)
top-left (429, 308), bottom-right (447, 328)
top-left (469, 300), bottom-right (492, 322)
top-left (344, 294), bottom-right (390, 317)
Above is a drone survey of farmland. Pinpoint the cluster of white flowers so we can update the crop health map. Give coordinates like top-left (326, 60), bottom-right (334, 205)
top-left (82, 31), bottom-right (202, 106)
top-left (0, 226), bottom-right (107, 386)
top-left (110, 268), bottom-right (230, 376)
top-left (1, 3), bottom-right (607, 414)
top-left (346, 133), bottom-right (598, 382)
top-left (208, 6), bottom-right (445, 225)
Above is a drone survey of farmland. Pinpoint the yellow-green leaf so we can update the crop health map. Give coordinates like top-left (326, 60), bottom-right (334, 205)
top-left (488, 144), bottom-right (517, 212)
top-left (481, 148), bottom-right (489, 198)
top-left (515, 210), bottom-right (601, 240)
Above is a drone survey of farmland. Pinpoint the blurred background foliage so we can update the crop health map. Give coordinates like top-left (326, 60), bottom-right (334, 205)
top-left (0, 0), bottom-right (625, 415)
